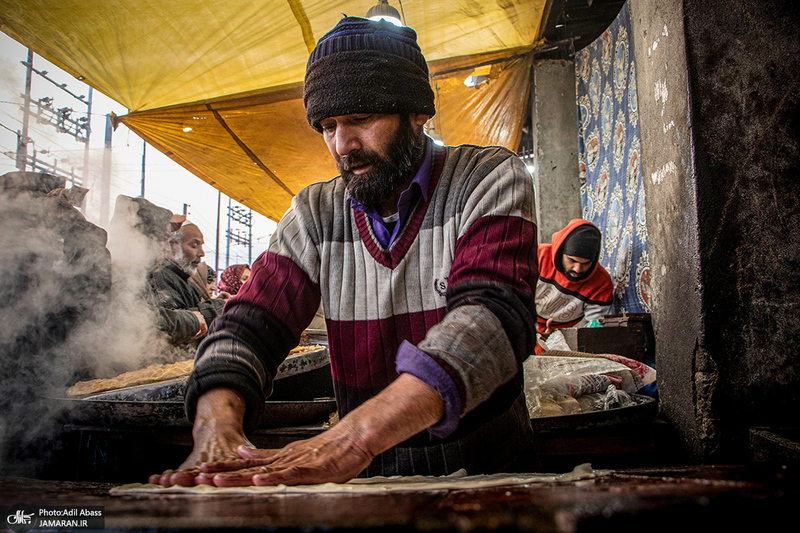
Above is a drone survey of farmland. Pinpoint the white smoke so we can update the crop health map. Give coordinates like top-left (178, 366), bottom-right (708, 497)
top-left (0, 177), bottom-right (190, 476)
top-left (71, 194), bottom-right (190, 377)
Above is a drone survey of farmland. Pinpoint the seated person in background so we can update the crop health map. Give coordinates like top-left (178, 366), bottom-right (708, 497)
top-left (218, 264), bottom-right (250, 296)
top-left (189, 261), bottom-right (216, 301)
top-left (535, 219), bottom-right (613, 352)
top-left (205, 266), bottom-right (218, 296)
top-left (147, 221), bottom-right (228, 345)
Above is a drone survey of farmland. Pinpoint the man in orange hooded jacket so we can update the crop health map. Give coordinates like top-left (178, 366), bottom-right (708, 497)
top-left (535, 219), bottom-right (613, 352)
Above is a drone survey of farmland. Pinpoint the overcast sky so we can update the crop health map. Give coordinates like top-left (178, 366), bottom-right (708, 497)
top-left (0, 32), bottom-right (277, 275)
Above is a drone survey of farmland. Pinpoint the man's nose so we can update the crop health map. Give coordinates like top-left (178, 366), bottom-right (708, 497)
top-left (335, 125), bottom-right (361, 157)
top-left (198, 247), bottom-right (205, 258)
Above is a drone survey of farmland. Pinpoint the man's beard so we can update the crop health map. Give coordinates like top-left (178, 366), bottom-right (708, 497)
top-left (171, 248), bottom-right (197, 276)
top-left (338, 116), bottom-right (426, 207)
top-left (565, 268), bottom-right (591, 282)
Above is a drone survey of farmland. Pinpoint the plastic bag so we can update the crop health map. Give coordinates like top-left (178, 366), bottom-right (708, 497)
top-left (523, 354), bottom-right (654, 418)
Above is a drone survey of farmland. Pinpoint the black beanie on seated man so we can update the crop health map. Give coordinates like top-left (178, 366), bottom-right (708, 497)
top-left (561, 225), bottom-right (602, 262)
top-left (303, 17), bottom-right (436, 132)
top-left (555, 224), bottom-right (602, 281)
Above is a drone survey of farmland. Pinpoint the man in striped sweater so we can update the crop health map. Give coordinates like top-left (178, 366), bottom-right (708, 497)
top-left (152, 17), bottom-right (539, 487)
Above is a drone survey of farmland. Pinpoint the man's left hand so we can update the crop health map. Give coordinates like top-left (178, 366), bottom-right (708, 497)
top-left (194, 418), bottom-right (373, 486)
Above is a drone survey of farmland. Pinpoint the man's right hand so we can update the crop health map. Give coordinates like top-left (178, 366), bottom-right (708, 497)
top-left (192, 311), bottom-right (208, 338)
top-left (541, 317), bottom-right (555, 338)
top-left (149, 388), bottom-right (252, 486)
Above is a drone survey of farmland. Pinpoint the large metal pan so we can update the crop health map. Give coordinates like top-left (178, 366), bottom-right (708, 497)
top-left (50, 396), bottom-right (336, 429)
top-left (52, 345), bottom-right (336, 428)
top-left (67, 345), bottom-right (332, 402)
top-left (529, 394), bottom-right (657, 433)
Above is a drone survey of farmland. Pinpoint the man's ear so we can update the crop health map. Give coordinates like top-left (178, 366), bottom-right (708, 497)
top-left (411, 113), bottom-right (431, 127)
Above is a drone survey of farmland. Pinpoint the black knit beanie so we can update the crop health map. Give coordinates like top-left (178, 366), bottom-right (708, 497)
top-left (304, 17), bottom-right (436, 132)
top-left (555, 224), bottom-right (601, 281)
top-left (561, 224), bottom-right (601, 261)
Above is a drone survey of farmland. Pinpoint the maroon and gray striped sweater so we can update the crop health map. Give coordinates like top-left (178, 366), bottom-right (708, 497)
top-left (186, 143), bottom-right (539, 475)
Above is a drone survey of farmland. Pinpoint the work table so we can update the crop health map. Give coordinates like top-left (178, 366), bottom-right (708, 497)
top-left (1, 464), bottom-right (796, 531)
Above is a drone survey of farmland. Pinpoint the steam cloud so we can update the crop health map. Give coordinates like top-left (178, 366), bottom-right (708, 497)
top-left (0, 173), bottom-right (190, 477)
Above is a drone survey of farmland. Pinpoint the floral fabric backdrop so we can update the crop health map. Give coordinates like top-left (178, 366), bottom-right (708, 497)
top-left (575, 1), bottom-right (650, 314)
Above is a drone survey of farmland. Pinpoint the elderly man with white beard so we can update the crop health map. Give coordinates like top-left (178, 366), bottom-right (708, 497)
top-left (147, 222), bottom-right (228, 345)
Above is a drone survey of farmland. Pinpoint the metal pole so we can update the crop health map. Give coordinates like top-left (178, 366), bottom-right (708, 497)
top-left (215, 191), bottom-right (221, 276)
top-left (140, 139), bottom-right (146, 197)
top-left (16, 49), bottom-right (33, 171)
top-left (248, 209), bottom-right (253, 264)
top-left (99, 114), bottom-right (113, 227)
top-left (81, 87), bottom-right (93, 214)
top-left (225, 197), bottom-right (232, 268)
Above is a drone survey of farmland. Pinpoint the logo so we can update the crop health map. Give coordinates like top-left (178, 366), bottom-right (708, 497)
top-left (5, 504), bottom-right (37, 533)
top-left (7, 510), bottom-right (34, 525)
top-left (434, 278), bottom-right (447, 297)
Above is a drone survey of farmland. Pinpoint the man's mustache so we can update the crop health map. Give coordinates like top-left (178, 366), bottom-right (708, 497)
top-left (339, 150), bottom-right (380, 172)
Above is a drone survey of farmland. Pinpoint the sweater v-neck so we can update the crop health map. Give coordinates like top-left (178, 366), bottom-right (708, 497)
top-left (353, 145), bottom-right (446, 269)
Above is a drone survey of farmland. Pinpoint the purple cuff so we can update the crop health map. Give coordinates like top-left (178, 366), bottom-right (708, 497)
top-left (395, 340), bottom-right (461, 438)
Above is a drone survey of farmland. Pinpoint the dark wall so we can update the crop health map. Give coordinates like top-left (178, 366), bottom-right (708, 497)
top-left (632, 0), bottom-right (800, 461)
top-left (684, 0), bottom-right (800, 459)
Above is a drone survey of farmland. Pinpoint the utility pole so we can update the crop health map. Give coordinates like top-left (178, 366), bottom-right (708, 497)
top-left (81, 87), bottom-right (93, 213)
top-left (15, 49), bottom-right (92, 186)
top-left (140, 139), bottom-right (146, 198)
top-left (225, 198), bottom-right (232, 267)
top-left (15, 49), bottom-right (33, 171)
top-left (215, 191), bottom-right (222, 276)
top-left (99, 114), bottom-right (113, 227)
top-left (225, 199), bottom-right (253, 268)
top-left (249, 211), bottom-right (253, 264)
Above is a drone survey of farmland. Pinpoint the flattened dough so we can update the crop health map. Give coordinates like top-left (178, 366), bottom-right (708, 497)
top-left (109, 464), bottom-right (600, 496)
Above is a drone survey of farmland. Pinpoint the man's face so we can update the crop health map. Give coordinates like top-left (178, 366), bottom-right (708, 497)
top-left (562, 254), bottom-right (593, 281)
top-left (170, 224), bottom-right (205, 275)
top-left (319, 113), bottom-right (427, 207)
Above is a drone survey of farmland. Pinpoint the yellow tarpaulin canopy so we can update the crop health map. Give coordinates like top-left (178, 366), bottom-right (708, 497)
top-left (1, 0), bottom-right (547, 221)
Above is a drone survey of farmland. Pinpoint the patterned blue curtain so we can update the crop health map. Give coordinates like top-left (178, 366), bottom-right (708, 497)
top-left (575, 2), bottom-right (650, 314)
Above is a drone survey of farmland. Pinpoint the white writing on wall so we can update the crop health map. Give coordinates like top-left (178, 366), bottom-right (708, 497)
top-left (655, 79), bottom-right (669, 116)
top-left (647, 24), bottom-right (669, 56)
top-left (650, 161), bottom-right (677, 185)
